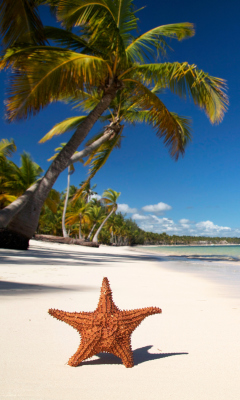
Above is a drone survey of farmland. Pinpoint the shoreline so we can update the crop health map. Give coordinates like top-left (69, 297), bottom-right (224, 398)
top-left (131, 246), bottom-right (240, 267)
top-left (1, 240), bottom-right (240, 400)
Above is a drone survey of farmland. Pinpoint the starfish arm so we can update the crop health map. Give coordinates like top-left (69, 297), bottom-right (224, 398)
top-left (68, 330), bottom-right (102, 367)
top-left (48, 308), bottom-right (94, 330)
top-left (95, 277), bottom-right (120, 313)
top-left (110, 337), bottom-right (134, 368)
top-left (120, 307), bottom-right (162, 332)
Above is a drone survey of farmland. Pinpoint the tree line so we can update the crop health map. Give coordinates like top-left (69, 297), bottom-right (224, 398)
top-left (0, 139), bottom-right (142, 245)
top-left (1, 138), bottom-right (238, 246)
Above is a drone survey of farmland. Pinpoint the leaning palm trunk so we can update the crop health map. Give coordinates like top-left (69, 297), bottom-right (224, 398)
top-left (62, 166), bottom-right (71, 238)
top-left (87, 222), bottom-right (97, 240)
top-left (0, 85), bottom-right (118, 249)
top-left (0, 181), bottom-right (39, 228)
top-left (78, 217), bottom-right (83, 239)
top-left (110, 230), bottom-right (114, 244)
top-left (92, 207), bottom-right (116, 244)
top-left (0, 124), bottom-right (114, 229)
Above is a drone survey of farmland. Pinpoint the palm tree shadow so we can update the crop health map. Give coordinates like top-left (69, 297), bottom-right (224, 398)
top-left (80, 346), bottom-right (188, 367)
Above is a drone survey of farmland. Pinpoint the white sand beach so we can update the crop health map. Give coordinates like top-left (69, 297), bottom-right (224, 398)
top-left (1, 240), bottom-right (240, 400)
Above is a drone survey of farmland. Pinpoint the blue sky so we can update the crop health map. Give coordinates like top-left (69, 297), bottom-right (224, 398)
top-left (1, 0), bottom-right (240, 237)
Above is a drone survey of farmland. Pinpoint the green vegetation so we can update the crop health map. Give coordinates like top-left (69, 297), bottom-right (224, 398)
top-left (0, 0), bottom-right (228, 250)
top-left (1, 141), bottom-right (237, 246)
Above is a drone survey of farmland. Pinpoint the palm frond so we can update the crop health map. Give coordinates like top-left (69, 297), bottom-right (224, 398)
top-left (0, 138), bottom-right (16, 158)
top-left (43, 26), bottom-right (95, 52)
top-left (126, 23), bottom-right (194, 62)
top-left (124, 80), bottom-right (192, 159)
top-left (102, 188), bottom-right (121, 204)
top-left (114, 0), bottom-right (138, 47)
top-left (71, 90), bottom-right (101, 112)
top-left (2, 46), bottom-right (109, 121)
top-left (55, 0), bottom-right (117, 29)
top-left (0, 193), bottom-right (17, 203)
top-left (0, 0), bottom-right (46, 48)
top-left (20, 152), bottom-right (43, 183)
top-left (53, 0), bottom-right (136, 63)
top-left (131, 62), bottom-right (228, 124)
top-left (74, 133), bottom-right (121, 202)
top-left (44, 188), bottom-right (60, 213)
top-left (120, 109), bottom-right (149, 124)
top-left (39, 116), bottom-right (87, 143)
top-left (47, 143), bottom-right (67, 161)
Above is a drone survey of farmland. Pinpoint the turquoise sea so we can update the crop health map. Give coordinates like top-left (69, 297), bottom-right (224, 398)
top-left (138, 245), bottom-right (240, 298)
top-left (139, 245), bottom-right (240, 262)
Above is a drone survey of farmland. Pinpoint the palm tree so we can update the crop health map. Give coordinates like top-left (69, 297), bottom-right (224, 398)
top-left (0, 152), bottom-right (43, 197)
top-left (0, 0), bottom-right (228, 249)
top-left (0, 138), bottom-right (17, 208)
top-left (81, 181), bottom-right (97, 203)
top-left (65, 197), bottom-right (90, 239)
top-left (72, 86), bottom-right (193, 199)
top-left (93, 189), bottom-right (120, 243)
top-left (38, 204), bottom-right (63, 236)
top-left (86, 205), bottom-right (105, 240)
top-left (0, 151), bottom-right (60, 211)
top-left (49, 143), bottom-right (83, 237)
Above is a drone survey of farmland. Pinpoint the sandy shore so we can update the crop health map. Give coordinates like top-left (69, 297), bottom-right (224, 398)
top-left (1, 240), bottom-right (240, 400)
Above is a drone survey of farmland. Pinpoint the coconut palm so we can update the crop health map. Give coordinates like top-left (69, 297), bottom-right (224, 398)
top-left (73, 85), bottom-right (193, 199)
top-left (0, 151), bottom-right (44, 210)
top-left (49, 143), bottom-right (83, 237)
top-left (0, 0), bottom-right (228, 249)
top-left (92, 189), bottom-right (120, 243)
top-left (65, 197), bottom-right (90, 239)
top-left (0, 138), bottom-right (17, 208)
top-left (38, 204), bottom-right (62, 236)
top-left (86, 205), bottom-right (105, 240)
top-left (80, 181), bottom-right (97, 203)
top-left (0, 150), bottom-right (60, 212)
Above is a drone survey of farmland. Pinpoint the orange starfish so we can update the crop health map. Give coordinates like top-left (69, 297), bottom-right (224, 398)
top-left (48, 277), bottom-right (162, 368)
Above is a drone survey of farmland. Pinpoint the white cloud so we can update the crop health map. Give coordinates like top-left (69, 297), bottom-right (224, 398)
top-left (142, 202), bottom-right (172, 214)
top-left (90, 194), bottom-right (101, 201)
top-left (179, 218), bottom-right (191, 224)
top-left (117, 203), bottom-right (137, 214)
top-left (195, 220), bottom-right (231, 233)
top-left (114, 200), bottom-right (239, 237)
top-left (132, 213), bottom-right (148, 220)
top-left (134, 215), bottom-right (237, 237)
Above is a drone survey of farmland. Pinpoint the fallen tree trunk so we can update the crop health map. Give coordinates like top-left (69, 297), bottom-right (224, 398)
top-left (34, 234), bottom-right (99, 247)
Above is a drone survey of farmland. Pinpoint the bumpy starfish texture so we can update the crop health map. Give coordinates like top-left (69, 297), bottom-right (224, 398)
top-left (48, 277), bottom-right (162, 368)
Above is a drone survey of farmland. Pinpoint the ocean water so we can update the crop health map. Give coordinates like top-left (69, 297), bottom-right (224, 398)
top-left (140, 245), bottom-right (240, 262)
top-left (138, 245), bottom-right (240, 298)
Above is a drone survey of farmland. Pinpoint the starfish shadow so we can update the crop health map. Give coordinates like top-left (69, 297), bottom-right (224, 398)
top-left (133, 346), bottom-right (188, 365)
top-left (80, 346), bottom-right (188, 367)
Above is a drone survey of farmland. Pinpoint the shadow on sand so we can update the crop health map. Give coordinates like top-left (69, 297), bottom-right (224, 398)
top-left (0, 244), bottom-right (157, 266)
top-left (0, 280), bottom-right (96, 296)
top-left (79, 345), bottom-right (188, 367)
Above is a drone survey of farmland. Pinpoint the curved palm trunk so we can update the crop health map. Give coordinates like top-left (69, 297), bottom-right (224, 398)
top-left (87, 222), bottom-right (97, 240)
top-left (0, 85), bottom-right (118, 249)
top-left (0, 126), bottom-right (114, 229)
top-left (79, 216), bottom-right (83, 240)
top-left (92, 207), bottom-right (116, 244)
top-left (0, 181), bottom-right (39, 228)
top-left (62, 166), bottom-right (71, 238)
